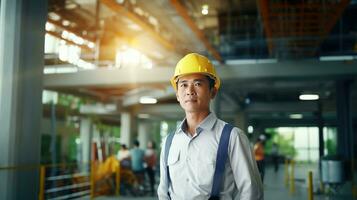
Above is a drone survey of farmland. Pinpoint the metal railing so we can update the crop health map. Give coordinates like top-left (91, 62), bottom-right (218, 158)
top-left (0, 160), bottom-right (121, 200)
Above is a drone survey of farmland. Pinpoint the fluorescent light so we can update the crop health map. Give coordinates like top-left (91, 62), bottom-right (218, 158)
top-left (299, 94), bottom-right (319, 101)
top-left (289, 114), bottom-right (303, 119)
top-left (319, 55), bottom-right (355, 61)
top-left (138, 114), bottom-right (150, 119)
top-left (226, 59), bottom-right (277, 65)
top-left (139, 96), bottom-right (157, 104)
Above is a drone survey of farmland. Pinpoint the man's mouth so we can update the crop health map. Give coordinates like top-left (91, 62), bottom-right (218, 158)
top-left (185, 99), bottom-right (197, 103)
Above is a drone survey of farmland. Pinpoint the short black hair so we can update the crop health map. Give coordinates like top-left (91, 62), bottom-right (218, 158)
top-left (134, 140), bottom-right (140, 147)
top-left (206, 76), bottom-right (215, 90)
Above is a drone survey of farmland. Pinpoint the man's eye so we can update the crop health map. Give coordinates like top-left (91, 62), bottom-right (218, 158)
top-left (194, 82), bottom-right (202, 86)
top-left (180, 83), bottom-right (187, 87)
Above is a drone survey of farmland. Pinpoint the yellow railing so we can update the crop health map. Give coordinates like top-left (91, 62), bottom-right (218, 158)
top-left (284, 159), bottom-right (316, 199)
top-left (308, 171), bottom-right (314, 200)
top-left (0, 158), bottom-right (121, 200)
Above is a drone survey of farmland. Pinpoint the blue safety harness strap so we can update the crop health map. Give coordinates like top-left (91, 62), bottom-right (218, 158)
top-left (209, 123), bottom-right (233, 199)
top-left (164, 123), bottom-right (233, 200)
top-left (164, 131), bottom-right (175, 199)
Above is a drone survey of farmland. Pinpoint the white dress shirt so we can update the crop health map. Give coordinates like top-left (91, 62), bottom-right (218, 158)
top-left (157, 113), bottom-right (263, 200)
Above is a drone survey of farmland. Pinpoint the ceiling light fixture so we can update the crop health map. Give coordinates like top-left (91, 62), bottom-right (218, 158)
top-left (139, 96), bottom-right (157, 104)
top-left (319, 55), bottom-right (355, 61)
top-left (62, 20), bottom-right (71, 26)
top-left (299, 94), bottom-right (319, 101)
top-left (201, 5), bottom-right (209, 15)
top-left (65, 3), bottom-right (78, 10)
top-left (48, 12), bottom-right (61, 21)
top-left (289, 114), bottom-right (303, 119)
top-left (138, 113), bottom-right (150, 119)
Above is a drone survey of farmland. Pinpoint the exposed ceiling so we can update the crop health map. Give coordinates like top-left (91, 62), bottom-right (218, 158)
top-left (44, 0), bottom-right (357, 123)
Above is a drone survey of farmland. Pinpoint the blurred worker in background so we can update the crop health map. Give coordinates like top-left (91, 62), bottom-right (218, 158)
top-left (117, 144), bottom-right (131, 169)
top-left (157, 53), bottom-right (263, 200)
top-left (144, 140), bottom-right (157, 196)
top-left (130, 140), bottom-right (145, 187)
top-left (271, 142), bottom-right (279, 173)
top-left (254, 135), bottom-right (266, 182)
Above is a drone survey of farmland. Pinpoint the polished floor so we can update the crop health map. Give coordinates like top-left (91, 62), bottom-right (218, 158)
top-left (90, 163), bottom-right (354, 200)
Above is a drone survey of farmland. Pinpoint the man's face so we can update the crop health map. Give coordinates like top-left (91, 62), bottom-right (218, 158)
top-left (176, 74), bottom-right (216, 114)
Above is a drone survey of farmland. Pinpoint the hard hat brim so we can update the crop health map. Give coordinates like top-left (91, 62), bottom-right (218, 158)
top-left (170, 72), bottom-right (220, 91)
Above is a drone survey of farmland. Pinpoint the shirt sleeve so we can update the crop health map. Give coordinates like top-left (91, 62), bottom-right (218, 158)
top-left (229, 128), bottom-right (264, 200)
top-left (157, 136), bottom-right (170, 200)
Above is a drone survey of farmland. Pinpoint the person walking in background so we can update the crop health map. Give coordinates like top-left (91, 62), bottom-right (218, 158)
top-left (117, 144), bottom-right (131, 169)
top-left (271, 142), bottom-right (279, 173)
top-left (157, 53), bottom-right (263, 200)
top-left (144, 141), bottom-right (157, 196)
top-left (130, 140), bottom-right (145, 187)
top-left (254, 135), bottom-right (266, 182)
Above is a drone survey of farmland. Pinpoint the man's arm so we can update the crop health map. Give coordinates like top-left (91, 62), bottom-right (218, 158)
top-left (229, 128), bottom-right (264, 200)
top-left (157, 136), bottom-right (170, 200)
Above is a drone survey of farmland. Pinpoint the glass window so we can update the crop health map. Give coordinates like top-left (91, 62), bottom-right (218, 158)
top-left (296, 149), bottom-right (309, 161)
top-left (294, 128), bottom-right (308, 148)
top-left (308, 128), bottom-right (319, 148)
top-left (268, 126), bottom-right (325, 162)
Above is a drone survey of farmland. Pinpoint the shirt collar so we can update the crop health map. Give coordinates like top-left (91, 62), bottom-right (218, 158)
top-left (177, 112), bottom-right (217, 134)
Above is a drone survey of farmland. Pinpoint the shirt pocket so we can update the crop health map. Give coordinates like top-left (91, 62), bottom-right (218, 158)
top-left (196, 155), bottom-right (216, 189)
top-left (168, 149), bottom-right (180, 166)
top-left (168, 150), bottom-right (181, 185)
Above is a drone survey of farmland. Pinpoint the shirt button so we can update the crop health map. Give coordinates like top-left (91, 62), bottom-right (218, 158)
top-left (186, 178), bottom-right (189, 182)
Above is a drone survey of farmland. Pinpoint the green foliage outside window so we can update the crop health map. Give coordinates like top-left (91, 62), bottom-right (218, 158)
top-left (265, 128), bottom-right (297, 159)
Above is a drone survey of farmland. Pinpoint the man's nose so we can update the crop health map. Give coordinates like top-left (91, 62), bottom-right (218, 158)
top-left (186, 84), bottom-right (196, 95)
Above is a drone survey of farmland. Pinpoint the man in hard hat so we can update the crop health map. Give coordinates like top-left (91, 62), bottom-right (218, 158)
top-left (157, 53), bottom-right (263, 200)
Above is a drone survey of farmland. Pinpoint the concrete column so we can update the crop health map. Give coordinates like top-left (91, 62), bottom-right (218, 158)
top-left (336, 80), bottom-right (353, 160)
top-left (79, 118), bottom-right (92, 172)
top-left (120, 112), bottom-right (134, 147)
top-left (138, 121), bottom-right (152, 149)
top-left (317, 100), bottom-right (324, 158)
top-left (92, 125), bottom-right (102, 162)
top-left (0, 0), bottom-right (47, 199)
top-left (235, 111), bottom-right (248, 132)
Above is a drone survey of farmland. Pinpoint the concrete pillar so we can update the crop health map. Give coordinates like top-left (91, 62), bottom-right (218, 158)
top-left (317, 100), bottom-right (324, 159)
top-left (336, 80), bottom-right (353, 160)
top-left (92, 125), bottom-right (102, 162)
top-left (121, 112), bottom-right (134, 147)
top-left (0, 0), bottom-right (47, 199)
top-left (79, 118), bottom-right (92, 172)
top-left (235, 111), bottom-right (248, 133)
top-left (138, 121), bottom-right (152, 149)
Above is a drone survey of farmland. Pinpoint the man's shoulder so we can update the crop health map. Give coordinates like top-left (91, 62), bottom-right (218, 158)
top-left (216, 119), bottom-right (244, 133)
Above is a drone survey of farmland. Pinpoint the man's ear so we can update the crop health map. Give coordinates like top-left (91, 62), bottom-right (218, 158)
top-left (210, 88), bottom-right (217, 99)
top-left (176, 93), bottom-right (180, 102)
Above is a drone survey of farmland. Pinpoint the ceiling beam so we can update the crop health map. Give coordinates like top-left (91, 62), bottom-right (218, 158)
top-left (46, 31), bottom-right (93, 51)
top-left (169, 0), bottom-right (222, 62)
top-left (47, 19), bottom-right (95, 42)
top-left (44, 60), bottom-right (357, 88)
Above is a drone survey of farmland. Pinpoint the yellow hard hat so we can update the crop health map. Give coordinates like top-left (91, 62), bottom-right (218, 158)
top-left (170, 53), bottom-right (220, 91)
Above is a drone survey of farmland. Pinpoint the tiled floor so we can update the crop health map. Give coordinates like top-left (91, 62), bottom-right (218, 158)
top-left (89, 163), bottom-right (354, 200)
